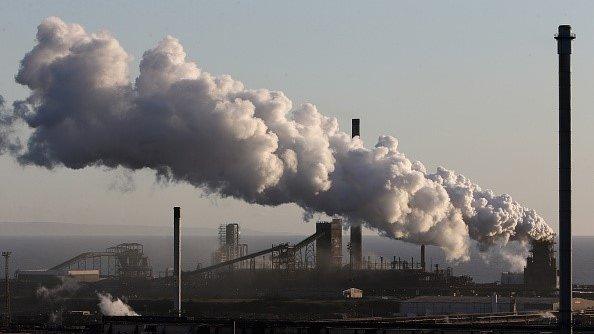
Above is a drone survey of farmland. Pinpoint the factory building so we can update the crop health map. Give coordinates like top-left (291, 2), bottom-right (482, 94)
top-left (15, 270), bottom-right (60, 285)
top-left (316, 218), bottom-right (343, 270)
top-left (500, 272), bottom-right (524, 285)
top-left (523, 239), bottom-right (558, 290)
top-left (67, 269), bottom-right (100, 282)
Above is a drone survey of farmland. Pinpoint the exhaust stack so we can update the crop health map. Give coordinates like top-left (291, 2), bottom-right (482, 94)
top-left (420, 244), bottom-right (426, 272)
top-left (555, 24), bottom-right (575, 331)
top-left (173, 207), bottom-right (181, 317)
top-left (350, 119), bottom-right (363, 270)
top-left (2, 251), bottom-right (11, 329)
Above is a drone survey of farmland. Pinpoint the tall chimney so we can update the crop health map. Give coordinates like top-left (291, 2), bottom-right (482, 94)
top-left (173, 207), bottom-right (181, 317)
top-left (420, 244), bottom-right (426, 272)
top-left (2, 251), bottom-right (11, 329)
top-left (555, 24), bottom-right (575, 332)
top-left (350, 119), bottom-right (363, 270)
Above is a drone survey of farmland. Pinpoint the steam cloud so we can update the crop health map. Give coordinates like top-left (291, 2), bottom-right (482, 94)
top-left (37, 277), bottom-right (80, 300)
top-left (0, 17), bottom-right (553, 263)
top-left (97, 293), bottom-right (139, 316)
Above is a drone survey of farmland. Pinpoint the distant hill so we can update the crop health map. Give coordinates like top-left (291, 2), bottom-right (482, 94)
top-left (0, 221), bottom-right (278, 237)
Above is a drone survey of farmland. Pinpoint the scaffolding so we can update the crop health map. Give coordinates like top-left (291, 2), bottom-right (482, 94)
top-left (211, 223), bottom-right (248, 267)
top-left (49, 243), bottom-right (152, 279)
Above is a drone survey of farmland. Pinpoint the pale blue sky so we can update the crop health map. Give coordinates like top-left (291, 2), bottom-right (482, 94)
top-left (0, 1), bottom-right (592, 236)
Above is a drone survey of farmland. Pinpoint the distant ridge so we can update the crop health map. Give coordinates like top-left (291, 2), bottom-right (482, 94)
top-left (0, 221), bottom-right (290, 237)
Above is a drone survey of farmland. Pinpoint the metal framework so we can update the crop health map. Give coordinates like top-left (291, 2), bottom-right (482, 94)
top-left (212, 224), bottom-right (249, 266)
top-left (189, 231), bottom-right (326, 276)
top-left (49, 243), bottom-right (152, 279)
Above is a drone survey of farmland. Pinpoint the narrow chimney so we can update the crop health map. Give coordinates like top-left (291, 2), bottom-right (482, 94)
top-left (420, 244), bottom-right (426, 272)
top-left (555, 24), bottom-right (574, 331)
top-left (351, 119), bottom-right (360, 138)
top-left (350, 118), bottom-right (363, 270)
top-left (173, 207), bottom-right (181, 317)
top-left (2, 251), bottom-right (11, 329)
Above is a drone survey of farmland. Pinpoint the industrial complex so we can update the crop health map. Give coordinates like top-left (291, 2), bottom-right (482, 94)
top-left (0, 208), bottom-right (588, 333)
top-left (0, 25), bottom-right (590, 333)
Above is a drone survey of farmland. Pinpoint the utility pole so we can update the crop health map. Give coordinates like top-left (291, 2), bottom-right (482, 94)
top-left (2, 251), bottom-right (11, 329)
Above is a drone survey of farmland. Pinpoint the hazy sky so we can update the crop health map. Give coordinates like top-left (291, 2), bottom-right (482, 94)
top-left (0, 1), bottom-right (593, 236)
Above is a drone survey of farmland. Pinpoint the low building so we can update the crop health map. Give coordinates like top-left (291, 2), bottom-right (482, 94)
top-left (68, 269), bottom-right (101, 282)
top-left (15, 269), bottom-right (60, 285)
top-left (342, 288), bottom-right (363, 299)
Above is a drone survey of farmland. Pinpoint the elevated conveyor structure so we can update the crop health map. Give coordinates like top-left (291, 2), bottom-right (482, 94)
top-left (49, 242), bottom-right (152, 279)
top-left (186, 230), bottom-right (327, 276)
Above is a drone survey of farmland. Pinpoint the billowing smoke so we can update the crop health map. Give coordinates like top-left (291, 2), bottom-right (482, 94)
top-left (1, 17), bottom-right (553, 263)
top-left (97, 293), bottom-right (139, 316)
top-left (37, 277), bottom-right (80, 300)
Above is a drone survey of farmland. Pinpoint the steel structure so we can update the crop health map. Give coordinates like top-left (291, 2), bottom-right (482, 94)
top-left (106, 243), bottom-right (152, 279)
top-left (211, 223), bottom-right (248, 266)
top-left (189, 243), bottom-right (290, 275)
top-left (555, 24), bottom-right (575, 333)
top-left (291, 231), bottom-right (323, 269)
top-left (189, 230), bottom-right (327, 276)
top-left (49, 243), bottom-right (152, 279)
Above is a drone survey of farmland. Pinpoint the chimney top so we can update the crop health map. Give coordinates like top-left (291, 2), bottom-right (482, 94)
top-left (555, 25), bottom-right (575, 55)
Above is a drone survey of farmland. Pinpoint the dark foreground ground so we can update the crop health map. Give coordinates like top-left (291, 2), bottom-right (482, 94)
top-left (4, 313), bottom-right (594, 334)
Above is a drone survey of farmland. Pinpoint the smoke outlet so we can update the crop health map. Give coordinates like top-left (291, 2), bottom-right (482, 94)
top-left (555, 24), bottom-right (575, 331)
top-left (173, 206), bottom-right (181, 317)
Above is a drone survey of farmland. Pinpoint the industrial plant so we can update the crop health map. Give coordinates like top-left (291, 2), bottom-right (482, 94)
top-left (0, 22), bottom-right (591, 334)
top-left (3, 210), bottom-right (588, 331)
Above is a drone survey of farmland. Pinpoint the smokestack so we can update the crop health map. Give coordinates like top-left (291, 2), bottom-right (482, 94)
top-left (351, 119), bottom-right (360, 138)
top-left (2, 251), bottom-right (11, 329)
top-left (173, 207), bottom-right (181, 317)
top-left (420, 244), bottom-right (426, 272)
top-left (350, 118), bottom-right (363, 270)
top-left (555, 25), bottom-right (574, 332)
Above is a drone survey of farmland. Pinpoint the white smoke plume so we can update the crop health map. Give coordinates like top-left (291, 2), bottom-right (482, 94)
top-left (478, 241), bottom-right (531, 272)
top-left (97, 293), bottom-right (139, 316)
top-left (37, 277), bottom-right (80, 300)
top-left (1, 17), bottom-right (554, 263)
